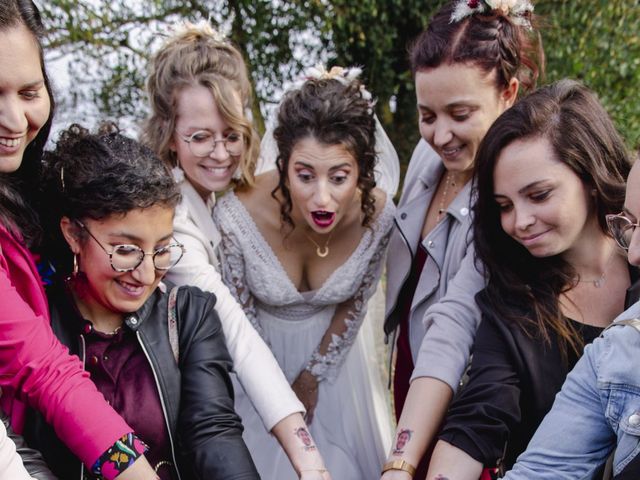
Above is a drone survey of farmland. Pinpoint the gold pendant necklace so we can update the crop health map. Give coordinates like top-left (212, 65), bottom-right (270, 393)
top-left (304, 229), bottom-right (334, 258)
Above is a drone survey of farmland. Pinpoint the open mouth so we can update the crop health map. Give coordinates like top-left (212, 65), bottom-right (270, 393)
top-left (441, 145), bottom-right (463, 158)
top-left (311, 210), bottom-right (336, 228)
top-left (116, 279), bottom-right (145, 297)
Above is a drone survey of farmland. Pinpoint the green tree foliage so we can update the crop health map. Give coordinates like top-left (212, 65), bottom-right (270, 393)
top-left (41, 0), bottom-right (326, 133)
top-left (536, 0), bottom-right (640, 149)
top-left (41, 0), bottom-right (640, 155)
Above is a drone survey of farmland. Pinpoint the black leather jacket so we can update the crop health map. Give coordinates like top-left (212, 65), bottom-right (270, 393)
top-left (24, 281), bottom-right (259, 480)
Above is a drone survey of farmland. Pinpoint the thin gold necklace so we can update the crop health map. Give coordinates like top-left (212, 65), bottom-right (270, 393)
top-left (436, 171), bottom-right (459, 222)
top-left (304, 229), bottom-right (335, 258)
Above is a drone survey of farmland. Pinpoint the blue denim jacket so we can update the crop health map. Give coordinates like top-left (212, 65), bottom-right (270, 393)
top-left (503, 300), bottom-right (640, 479)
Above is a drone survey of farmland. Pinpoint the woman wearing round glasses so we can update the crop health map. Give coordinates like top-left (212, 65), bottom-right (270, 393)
top-left (141, 22), bottom-right (331, 479)
top-left (501, 159), bottom-right (640, 480)
top-left (24, 124), bottom-right (259, 480)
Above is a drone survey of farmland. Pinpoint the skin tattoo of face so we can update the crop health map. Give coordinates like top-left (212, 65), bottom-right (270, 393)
top-left (295, 427), bottom-right (316, 451)
top-left (392, 429), bottom-right (413, 455)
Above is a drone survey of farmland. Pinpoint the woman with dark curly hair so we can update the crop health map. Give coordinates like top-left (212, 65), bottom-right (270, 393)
top-left (28, 124), bottom-right (259, 480)
top-left (213, 66), bottom-right (398, 479)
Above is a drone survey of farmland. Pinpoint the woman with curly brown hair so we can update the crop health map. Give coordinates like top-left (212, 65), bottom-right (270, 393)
top-left (213, 66), bottom-right (398, 479)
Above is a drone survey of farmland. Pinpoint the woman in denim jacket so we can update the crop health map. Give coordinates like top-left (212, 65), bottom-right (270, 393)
top-left (503, 159), bottom-right (640, 480)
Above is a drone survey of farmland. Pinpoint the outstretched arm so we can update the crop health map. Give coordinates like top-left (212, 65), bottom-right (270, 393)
top-left (382, 246), bottom-right (483, 479)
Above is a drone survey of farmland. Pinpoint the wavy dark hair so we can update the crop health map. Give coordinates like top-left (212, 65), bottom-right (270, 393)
top-left (272, 77), bottom-right (377, 231)
top-left (0, 0), bottom-right (55, 247)
top-left (410, 1), bottom-right (544, 95)
top-left (40, 123), bottom-right (181, 277)
top-left (473, 79), bottom-right (631, 356)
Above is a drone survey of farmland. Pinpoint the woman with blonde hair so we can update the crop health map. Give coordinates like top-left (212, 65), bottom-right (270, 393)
top-left (141, 22), bottom-right (329, 479)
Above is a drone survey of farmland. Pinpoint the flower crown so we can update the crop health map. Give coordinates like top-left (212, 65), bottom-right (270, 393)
top-left (450, 0), bottom-right (534, 28)
top-left (293, 64), bottom-right (375, 111)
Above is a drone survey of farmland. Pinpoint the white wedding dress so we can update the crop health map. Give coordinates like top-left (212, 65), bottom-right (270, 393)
top-left (214, 191), bottom-right (394, 480)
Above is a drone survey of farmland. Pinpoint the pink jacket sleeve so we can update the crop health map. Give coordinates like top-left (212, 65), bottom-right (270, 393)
top-left (0, 226), bottom-right (131, 470)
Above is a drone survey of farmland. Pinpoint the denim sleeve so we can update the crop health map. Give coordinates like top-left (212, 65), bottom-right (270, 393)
top-left (503, 337), bottom-right (615, 480)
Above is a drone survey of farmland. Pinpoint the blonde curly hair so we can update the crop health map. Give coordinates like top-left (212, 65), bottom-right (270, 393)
top-left (141, 21), bottom-right (259, 187)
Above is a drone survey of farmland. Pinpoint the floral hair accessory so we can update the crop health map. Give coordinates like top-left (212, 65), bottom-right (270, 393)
top-left (450, 0), bottom-right (534, 28)
top-left (293, 64), bottom-right (374, 112)
top-left (163, 19), bottom-right (228, 43)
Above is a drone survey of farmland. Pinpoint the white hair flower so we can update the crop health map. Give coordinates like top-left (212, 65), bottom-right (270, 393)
top-left (450, 0), bottom-right (534, 28)
top-left (292, 64), bottom-right (374, 111)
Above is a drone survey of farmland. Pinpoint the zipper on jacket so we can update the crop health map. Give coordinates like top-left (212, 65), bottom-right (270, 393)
top-left (384, 217), bottom-right (414, 388)
top-left (137, 330), bottom-right (182, 480)
top-left (79, 335), bottom-right (86, 480)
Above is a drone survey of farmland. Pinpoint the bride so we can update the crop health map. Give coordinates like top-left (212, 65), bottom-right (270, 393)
top-left (214, 66), bottom-right (398, 479)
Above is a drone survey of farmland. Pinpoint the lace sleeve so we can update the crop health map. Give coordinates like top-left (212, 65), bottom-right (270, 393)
top-left (305, 230), bottom-right (391, 383)
top-left (216, 222), bottom-right (266, 340)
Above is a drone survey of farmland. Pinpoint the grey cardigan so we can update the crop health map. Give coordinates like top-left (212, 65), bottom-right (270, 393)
top-left (384, 140), bottom-right (484, 391)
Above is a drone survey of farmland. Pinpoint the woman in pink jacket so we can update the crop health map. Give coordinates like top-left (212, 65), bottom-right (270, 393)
top-left (0, 1), bottom-right (157, 478)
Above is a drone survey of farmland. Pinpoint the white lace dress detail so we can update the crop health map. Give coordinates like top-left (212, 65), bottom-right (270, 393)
top-left (214, 190), bottom-right (394, 479)
top-left (305, 230), bottom-right (390, 382)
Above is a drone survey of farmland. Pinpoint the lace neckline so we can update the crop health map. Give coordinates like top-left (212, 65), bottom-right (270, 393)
top-left (224, 191), bottom-right (393, 296)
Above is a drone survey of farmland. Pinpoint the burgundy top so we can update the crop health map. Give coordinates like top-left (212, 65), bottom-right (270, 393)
top-left (82, 320), bottom-right (177, 480)
top-left (393, 244), bottom-right (429, 417)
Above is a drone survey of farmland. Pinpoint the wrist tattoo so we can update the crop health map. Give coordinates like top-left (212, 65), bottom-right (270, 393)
top-left (295, 427), bottom-right (317, 451)
top-left (392, 428), bottom-right (413, 455)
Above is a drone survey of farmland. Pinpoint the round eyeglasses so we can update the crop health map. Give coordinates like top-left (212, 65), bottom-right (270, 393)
top-left (178, 130), bottom-right (244, 158)
top-left (606, 213), bottom-right (640, 251)
top-left (76, 221), bottom-right (185, 272)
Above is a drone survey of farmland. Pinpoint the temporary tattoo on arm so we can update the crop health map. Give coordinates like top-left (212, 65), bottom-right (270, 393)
top-left (392, 428), bottom-right (413, 455)
top-left (295, 427), bottom-right (317, 451)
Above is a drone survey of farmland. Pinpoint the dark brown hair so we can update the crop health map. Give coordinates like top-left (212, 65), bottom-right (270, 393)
top-left (272, 77), bottom-right (377, 231)
top-left (410, 1), bottom-right (544, 94)
top-left (473, 79), bottom-right (631, 355)
top-left (0, 0), bottom-right (55, 246)
top-left (40, 123), bottom-right (181, 277)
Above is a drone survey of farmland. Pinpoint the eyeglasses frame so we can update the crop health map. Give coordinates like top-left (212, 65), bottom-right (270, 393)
top-left (75, 220), bottom-right (185, 272)
top-left (177, 130), bottom-right (243, 158)
top-left (605, 212), bottom-right (640, 251)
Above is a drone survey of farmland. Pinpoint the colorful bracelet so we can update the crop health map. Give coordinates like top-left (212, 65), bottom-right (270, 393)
top-left (91, 433), bottom-right (148, 479)
top-left (381, 459), bottom-right (417, 477)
